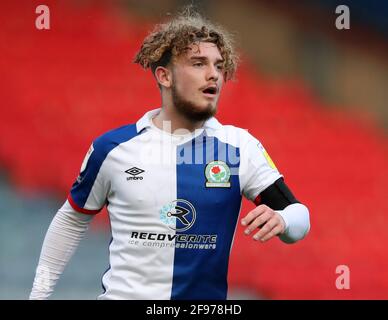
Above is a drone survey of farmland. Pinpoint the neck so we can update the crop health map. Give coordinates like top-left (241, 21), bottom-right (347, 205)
top-left (152, 107), bottom-right (205, 134)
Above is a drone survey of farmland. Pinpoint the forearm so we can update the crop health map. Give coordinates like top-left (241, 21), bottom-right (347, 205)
top-left (29, 201), bottom-right (93, 300)
top-left (277, 203), bottom-right (310, 244)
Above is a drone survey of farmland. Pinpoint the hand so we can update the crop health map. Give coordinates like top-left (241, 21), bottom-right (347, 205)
top-left (241, 204), bottom-right (286, 242)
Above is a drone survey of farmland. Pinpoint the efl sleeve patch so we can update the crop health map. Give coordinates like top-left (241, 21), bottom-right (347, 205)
top-left (257, 142), bottom-right (277, 170)
top-left (80, 143), bottom-right (94, 173)
top-left (68, 141), bottom-right (108, 214)
top-left (240, 133), bottom-right (282, 201)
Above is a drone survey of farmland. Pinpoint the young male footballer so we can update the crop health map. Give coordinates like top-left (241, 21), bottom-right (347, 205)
top-left (30, 9), bottom-right (310, 300)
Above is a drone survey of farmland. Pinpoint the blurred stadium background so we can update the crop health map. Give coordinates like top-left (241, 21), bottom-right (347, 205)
top-left (0, 0), bottom-right (387, 299)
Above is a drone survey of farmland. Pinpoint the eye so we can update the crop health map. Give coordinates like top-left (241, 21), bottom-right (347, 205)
top-left (216, 64), bottom-right (224, 71)
top-left (193, 62), bottom-right (203, 67)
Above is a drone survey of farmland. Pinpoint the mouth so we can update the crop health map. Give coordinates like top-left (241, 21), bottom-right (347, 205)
top-left (201, 85), bottom-right (218, 98)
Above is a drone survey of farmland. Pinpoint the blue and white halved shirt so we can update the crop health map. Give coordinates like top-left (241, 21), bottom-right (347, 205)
top-left (68, 108), bottom-right (281, 300)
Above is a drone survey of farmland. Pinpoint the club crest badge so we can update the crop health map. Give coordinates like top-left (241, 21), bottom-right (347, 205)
top-left (205, 161), bottom-right (231, 188)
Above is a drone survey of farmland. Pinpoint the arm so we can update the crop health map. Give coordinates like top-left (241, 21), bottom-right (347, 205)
top-left (30, 137), bottom-right (110, 299)
top-left (241, 178), bottom-right (310, 244)
top-left (239, 132), bottom-right (310, 244)
top-left (277, 202), bottom-right (310, 244)
top-left (29, 200), bottom-right (93, 299)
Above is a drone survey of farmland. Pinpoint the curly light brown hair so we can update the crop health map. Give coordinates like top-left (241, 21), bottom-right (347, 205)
top-left (134, 7), bottom-right (238, 81)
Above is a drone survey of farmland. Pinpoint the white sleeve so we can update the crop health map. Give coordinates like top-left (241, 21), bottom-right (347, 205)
top-left (240, 132), bottom-right (282, 201)
top-left (29, 200), bottom-right (94, 300)
top-left (277, 203), bottom-right (310, 244)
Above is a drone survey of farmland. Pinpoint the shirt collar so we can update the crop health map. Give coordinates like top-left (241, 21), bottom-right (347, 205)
top-left (136, 108), bottom-right (160, 133)
top-left (136, 108), bottom-right (222, 133)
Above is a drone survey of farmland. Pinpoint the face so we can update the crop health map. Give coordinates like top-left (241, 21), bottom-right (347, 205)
top-left (170, 42), bottom-right (225, 122)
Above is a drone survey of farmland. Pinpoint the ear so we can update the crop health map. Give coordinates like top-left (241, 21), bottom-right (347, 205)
top-left (154, 66), bottom-right (172, 88)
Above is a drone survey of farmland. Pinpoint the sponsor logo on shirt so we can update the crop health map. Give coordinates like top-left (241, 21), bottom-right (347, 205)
top-left (129, 231), bottom-right (217, 250)
top-left (128, 199), bottom-right (218, 250)
top-left (159, 199), bottom-right (196, 232)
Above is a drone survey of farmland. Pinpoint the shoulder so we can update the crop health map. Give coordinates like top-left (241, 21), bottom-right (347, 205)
top-left (209, 123), bottom-right (262, 149)
top-left (91, 123), bottom-right (139, 160)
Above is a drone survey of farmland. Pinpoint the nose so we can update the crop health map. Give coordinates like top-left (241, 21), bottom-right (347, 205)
top-left (206, 64), bottom-right (219, 82)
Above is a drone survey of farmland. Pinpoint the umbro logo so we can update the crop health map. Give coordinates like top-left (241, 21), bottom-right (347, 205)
top-left (125, 167), bottom-right (145, 181)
